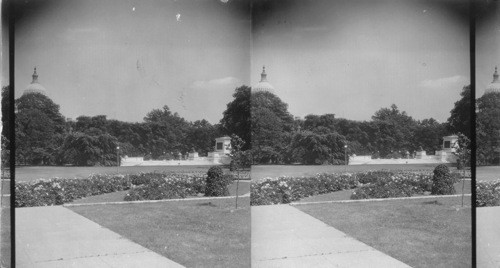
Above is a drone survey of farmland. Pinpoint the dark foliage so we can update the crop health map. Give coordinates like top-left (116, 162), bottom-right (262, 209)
top-left (431, 164), bottom-right (455, 195)
top-left (205, 166), bottom-right (231, 196)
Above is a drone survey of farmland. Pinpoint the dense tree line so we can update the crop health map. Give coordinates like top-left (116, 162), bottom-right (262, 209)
top-left (11, 89), bottom-right (227, 166)
top-left (247, 86), bottom-right (470, 165)
top-left (3, 82), bottom-right (479, 166)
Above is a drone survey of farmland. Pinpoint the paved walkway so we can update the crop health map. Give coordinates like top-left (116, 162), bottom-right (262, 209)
top-left (16, 206), bottom-right (184, 268)
top-left (477, 206), bottom-right (500, 268)
top-left (252, 204), bottom-right (411, 268)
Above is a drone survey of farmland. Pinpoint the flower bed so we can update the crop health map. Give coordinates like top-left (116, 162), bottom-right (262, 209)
top-left (250, 170), bottom-right (444, 205)
top-left (251, 173), bottom-right (358, 206)
top-left (476, 180), bottom-right (500, 207)
top-left (351, 172), bottom-right (433, 199)
top-left (15, 172), bottom-right (213, 207)
top-left (125, 173), bottom-right (206, 201)
top-left (15, 174), bottom-right (131, 207)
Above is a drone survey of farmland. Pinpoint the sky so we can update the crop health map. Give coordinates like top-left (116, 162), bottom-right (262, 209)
top-left (12, 0), bottom-right (473, 124)
top-left (252, 0), bottom-right (470, 122)
top-left (14, 0), bottom-right (251, 124)
top-left (476, 0), bottom-right (500, 95)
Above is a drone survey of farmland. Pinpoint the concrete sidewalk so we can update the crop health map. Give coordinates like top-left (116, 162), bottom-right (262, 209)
top-left (477, 206), bottom-right (500, 268)
top-left (252, 204), bottom-right (411, 268)
top-left (16, 206), bottom-right (184, 268)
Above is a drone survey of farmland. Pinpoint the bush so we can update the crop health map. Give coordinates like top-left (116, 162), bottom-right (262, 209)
top-left (476, 180), bottom-right (500, 207)
top-left (431, 164), bottom-right (455, 195)
top-left (205, 166), bottom-right (231, 197)
top-left (15, 174), bottom-right (132, 207)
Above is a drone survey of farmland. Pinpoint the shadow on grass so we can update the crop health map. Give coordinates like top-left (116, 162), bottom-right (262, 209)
top-left (197, 202), bottom-right (217, 207)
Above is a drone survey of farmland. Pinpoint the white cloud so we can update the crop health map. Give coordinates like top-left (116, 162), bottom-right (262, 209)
top-left (190, 77), bottom-right (240, 89)
top-left (419, 75), bottom-right (468, 89)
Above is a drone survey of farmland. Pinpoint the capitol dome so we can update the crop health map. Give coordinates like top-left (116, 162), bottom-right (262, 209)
top-left (485, 66), bottom-right (500, 95)
top-left (253, 66), bottom-right (275, 93)
top-left (23, 67), bottom-right (47, 96)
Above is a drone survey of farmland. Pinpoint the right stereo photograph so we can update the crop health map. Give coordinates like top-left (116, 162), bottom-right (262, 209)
top-left (476, 0), bottom-right (500, 267)
top-left (250, 0), bottom-right (473, 267)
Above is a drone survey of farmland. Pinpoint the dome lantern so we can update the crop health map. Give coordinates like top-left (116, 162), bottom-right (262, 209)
top-left (260, 66), bottom-right (268, 82)
top-left (32, 67), bottom-right (39, 83)
top-left (23, 67), bottom-right (47, 96)
top-left (253, 65), bottom-right (275, 93)
top-left (485, 66), bottom-right (500, 95)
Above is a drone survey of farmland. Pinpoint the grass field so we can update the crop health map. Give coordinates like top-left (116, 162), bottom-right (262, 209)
top-left (14, 165), bottom-right (222, 181)
top-left (69, 180), bottom-right (251, 205)
top-left (70, 197), bottom-right (250, 268)
top-left (477, 166), bottom-right (500, 181)
top-left (296, 196), bottom-right (471, 268)
top-left (251, 164), bottom-right (457, 180)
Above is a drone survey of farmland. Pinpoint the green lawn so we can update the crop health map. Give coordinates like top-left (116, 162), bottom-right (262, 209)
top-left (251, 164), bottom-right (456, 181)
top-left (69, 180), bottom-right (251, 205)
top-left (69, 197), bottom-right (250, 268)
top-left (296, 196), bottom-right (471, 268)
top-left (477, 166), bottom-right (500, 181)
top-left (295, 180), bottom-right (471, 203)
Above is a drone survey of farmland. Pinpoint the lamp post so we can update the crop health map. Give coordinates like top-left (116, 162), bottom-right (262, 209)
top-left (344, 145), bottom-right (348, 172)
top-left (116, 146), bottom-right (120, 167)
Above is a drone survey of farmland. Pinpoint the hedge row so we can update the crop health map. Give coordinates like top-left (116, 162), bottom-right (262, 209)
top-left (477, 180), bottom-right (500, 207)
top-left (15, 174), bottom-right (131, 207)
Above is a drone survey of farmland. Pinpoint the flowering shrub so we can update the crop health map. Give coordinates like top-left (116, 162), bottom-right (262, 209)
top-left (477, 180), bottom-right (500, 207)
top-left (15, 174), bottom-right (131, 207)
top-left (351, 172), bottom-right (433, 199)
top-left (125, 173), bottom-right (206, 201)
top-left (251, 173), bottom-right (358, 206)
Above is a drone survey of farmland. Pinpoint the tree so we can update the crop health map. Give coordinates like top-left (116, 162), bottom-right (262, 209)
top-left (186, 120), bottom-right (220, 156)
top-left (413, 118), bottom-right (447, 154)
top-left (290, 130), bottom-right (346, 165)
top-left (455, 133), bottom-right (471, 169)
top-left (251, 107), bottom-right (284, 163)
top-left (447, 85), bottom-right (471, 138)
top-left (220, 86), bottom-right (251, 150)
top-left (59, 132), bottom-right (118, 166)
top-left (229, 134), bottom-right (245, 209)
top-left (476, 92), bottom-right (500, 165)
top-left (1, 86), bottom-right (10, 166)
top-left (251, 91), bottom-right (294, 164)
top-left (143, 105), bottom-right (190, 158)
top-left (15, 93), bottom-right (67, 165)
top-left (371, 104), bottom-right (418, 157)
